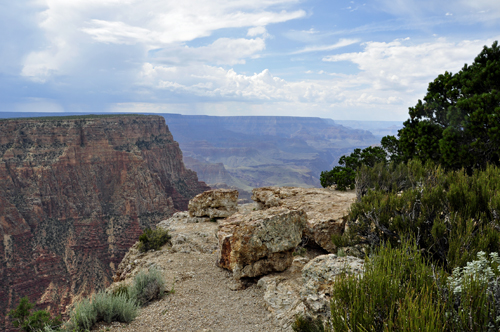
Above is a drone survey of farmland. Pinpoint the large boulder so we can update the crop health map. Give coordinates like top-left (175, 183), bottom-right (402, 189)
top-left (188, 189), bottom-right (239, 218)
top-left (217, 207), bottom-right (307, 279)
top-left (251, 187), bottom-right (356, 252)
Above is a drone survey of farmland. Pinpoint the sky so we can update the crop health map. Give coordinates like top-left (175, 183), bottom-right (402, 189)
top-left (0, 0), bottom-right (499, 121)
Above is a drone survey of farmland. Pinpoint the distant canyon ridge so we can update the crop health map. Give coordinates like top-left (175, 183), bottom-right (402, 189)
top-left (161, 114), bottom-right (400, 201)
top-left (0, 115), bottom-right (209, 330)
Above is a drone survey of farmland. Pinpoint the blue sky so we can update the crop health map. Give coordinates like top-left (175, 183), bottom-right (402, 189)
top-left (1, 0), bottom-right (499, 120)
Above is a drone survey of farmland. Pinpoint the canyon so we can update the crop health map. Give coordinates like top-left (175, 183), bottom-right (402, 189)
top-left (161, 114), bottom-right (387, 200)
top-left (0, 115), bottom-right (209, 330)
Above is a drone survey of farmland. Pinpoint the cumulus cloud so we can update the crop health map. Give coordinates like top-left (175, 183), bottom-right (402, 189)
top-left (323, 38), bottom-right (497, 90)
top-left (20, 0), bottom-right (305, 82)
top-left (133, 37), bottom-right (500, 120)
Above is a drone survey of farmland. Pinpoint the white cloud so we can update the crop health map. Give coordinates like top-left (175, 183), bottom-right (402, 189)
top-left (323, 38), bottom-right (497, 90)
top-left (291, 38), bottom-right (359, 54)
top-left (135, 37), bottom-right (500, 120)
top-left (20, 0), bottom-right (305, 82)
top-left (152, 37), bottom-right (266, 65)
top-left (247, 26), bottom-right (267, 37)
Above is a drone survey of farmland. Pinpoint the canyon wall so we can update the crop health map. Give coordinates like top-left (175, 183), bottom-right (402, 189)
top-left (0, 115), bottom-right (209, 330)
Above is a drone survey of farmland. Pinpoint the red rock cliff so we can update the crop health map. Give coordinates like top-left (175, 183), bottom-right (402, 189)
top-left (0, 115), bottom-right (209, 330)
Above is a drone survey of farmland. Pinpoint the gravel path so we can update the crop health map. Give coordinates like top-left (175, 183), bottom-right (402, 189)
top-left (93, 251), bottom-right (281, 332)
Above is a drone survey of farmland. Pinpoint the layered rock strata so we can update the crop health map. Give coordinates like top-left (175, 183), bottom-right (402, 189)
top-left (217, 207), bottom-right (306, 279)
top-left (252, 187), bottom-right (356, 252)
top-left (0, 115), bottom-right (209, 330)
top-left (188, 189), bottom-right (238, 219)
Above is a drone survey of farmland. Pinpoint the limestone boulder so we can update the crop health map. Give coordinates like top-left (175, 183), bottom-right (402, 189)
top-left (301, 254), bottom-right (364, 314)
top-left (188, 189), bottom-right (239, 219)
top-left (257, 254), bottom-right (364, 331)
top-left (217, 207), bottom-right (307, 279)
top-left (251, 187), bottom-right (356, 252)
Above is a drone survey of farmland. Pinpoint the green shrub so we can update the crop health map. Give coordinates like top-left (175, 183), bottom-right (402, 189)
top-left (8, 297), bottom-right (61, 332)
top-left (137, 227), bottom-right (171, 252)
top-left (320, 166), bottom-right (356, 191)
top-left (130, 267), bottom-right (166, 306)
top-left (330, 241), bottom-right (447, 332)
top-left (329, 241), bottom-right (500, 331)
top-left (66, 291), bottom-right (138, 331)
top-left (320, 146), bottom-right (388, 191)
top-left (338, 160), bottom-right (500, 271)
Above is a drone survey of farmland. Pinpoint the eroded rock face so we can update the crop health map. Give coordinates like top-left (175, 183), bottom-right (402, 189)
top-left (251, 187), bottom-right (355, 252)
top-left (217, 207), bottom-right (306, 279)
top-left (188, 189), bottom-right (238, 219)
top-left (0, 115), bottom-right (209, 330)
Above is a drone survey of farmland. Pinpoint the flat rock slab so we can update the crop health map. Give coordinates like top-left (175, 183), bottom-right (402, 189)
top-left (252, 187), bottom-right (356, 252)
top-left (217, 207), bottom-right (306, 279)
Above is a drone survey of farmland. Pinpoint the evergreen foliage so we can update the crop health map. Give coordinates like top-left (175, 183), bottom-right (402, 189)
top-left (321, 41), bottom-right (499, 190)
top-left (137, 227), bottom-right (171, 252)
top-left (337, 160), bottom-right (500, 270)
top-left (384, 41), bottom-right (500, 171)
top-left (8, 297), bottom-right (61, 332)
top-left (320, 146), bottom-right (387, 190)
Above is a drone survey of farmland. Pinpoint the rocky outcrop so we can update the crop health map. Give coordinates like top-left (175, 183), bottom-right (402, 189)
top-left (188, 189), bottom-right (238, 219)
top-left (257, 254), bottom-right (364, 330)
top-left (107, 186), bottom-right (362, 332)
top-left (217, 207), bottom-right (306, 279)
top-left (0, 115), bottom-right (209, 330)
top-left (251, 187), bottom-right (355, 252)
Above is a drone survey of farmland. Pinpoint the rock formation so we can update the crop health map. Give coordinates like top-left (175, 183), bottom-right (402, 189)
top-left (0, 115), bottom-right (209, 330)
top-left (217, 207), bottom-right (306, 279)
top-left (109, 186), bottom-right (361, 331)
top-left (188, 189), bottom-right (238, 219)
top-left (252, 187), bottom-right (355, 252)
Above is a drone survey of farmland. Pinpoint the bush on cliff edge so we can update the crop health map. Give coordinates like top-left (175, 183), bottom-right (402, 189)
top-left (65, 267), bottom-right (166, 331)
top-left (137, 227), bottom-right (171, 252)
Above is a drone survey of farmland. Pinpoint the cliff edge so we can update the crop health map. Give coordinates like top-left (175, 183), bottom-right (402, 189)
top-left (0, 115), bottom-right (209, 330)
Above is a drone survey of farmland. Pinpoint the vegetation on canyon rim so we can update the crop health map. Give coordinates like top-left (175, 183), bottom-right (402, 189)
top-left (137, 227), bottom-right (171, 253)
top-left (8, 267), bottom-right (168, 332)
top-left (293, 41), bottom-right (500, 332)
